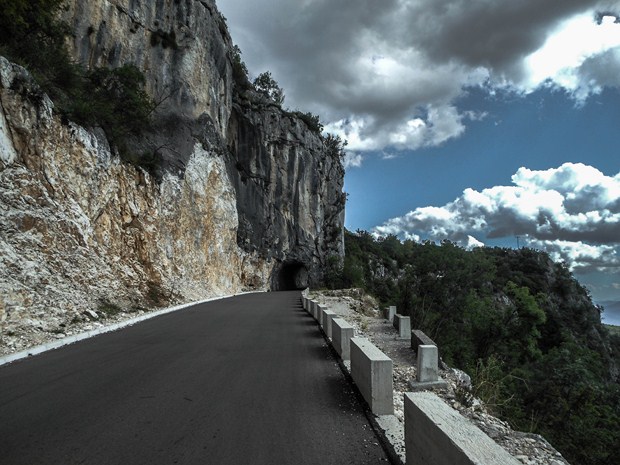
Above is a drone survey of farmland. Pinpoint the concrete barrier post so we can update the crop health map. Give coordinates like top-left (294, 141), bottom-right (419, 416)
top-left (409, 345), bottom-right (447, 390)
top-left (397, 315), bottom-right (411, 339)
top-left (350, 337), bottom-right (394, 415)
top-left (332, 318), bottom-right (355, 360)
top-left (383, 307), bottom-right (397, 322)
top-left (322, 310), bottom-right (337, 339)
top-left (417, 345), bottom-right (439, 382)
top-left (312, 301), bottom-right (318, 320)
top-left (404, 392), bottom-right (521, 465)
top-left (318, 305), bottom-right (325, 327)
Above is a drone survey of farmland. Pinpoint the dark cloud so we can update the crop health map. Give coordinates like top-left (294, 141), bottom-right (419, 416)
top-left (397, 0), bottom-right (599, 76)
top-left (577, 48), bottom-right (620, 90)
top-left (219, 0), bottom-right (620, 152)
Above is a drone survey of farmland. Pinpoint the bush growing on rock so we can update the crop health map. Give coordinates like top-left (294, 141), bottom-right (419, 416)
top-left (253, 71), bottom-right (285, 106)
top-left (0, 0), bottom-right (157, 173)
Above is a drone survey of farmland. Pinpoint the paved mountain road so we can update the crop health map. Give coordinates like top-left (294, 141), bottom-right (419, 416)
top-left (0, 291), bottom-right (391, 464)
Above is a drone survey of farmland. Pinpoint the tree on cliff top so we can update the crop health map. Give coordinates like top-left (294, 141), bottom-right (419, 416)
top-left (253, 71), bottom-right (285, 106)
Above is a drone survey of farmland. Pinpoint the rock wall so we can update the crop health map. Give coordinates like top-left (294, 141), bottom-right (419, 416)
top-left (0, 0), bottom-right (345, 354)
top-left (228, 101), bottom-right (345, 289)
top-left (62, 0), bottom-right (232, 129)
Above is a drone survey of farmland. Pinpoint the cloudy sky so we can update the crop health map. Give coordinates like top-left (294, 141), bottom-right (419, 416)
top-left (218, 0), bottom-right (620, 310)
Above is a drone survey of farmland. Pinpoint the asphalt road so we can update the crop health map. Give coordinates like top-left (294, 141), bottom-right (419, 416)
top-left (0, 291), bottom-right (391, 464)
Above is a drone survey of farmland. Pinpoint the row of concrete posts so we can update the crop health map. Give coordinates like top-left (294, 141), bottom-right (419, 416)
top-left (304, 296), bottom-right (394, 415)
top-left (301, 295), bottom-right (521, 465)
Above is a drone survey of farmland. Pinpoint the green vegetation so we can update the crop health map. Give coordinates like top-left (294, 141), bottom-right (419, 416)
top-left (150, 28), bottom-right (178, 49)
top-left (231, 45), bottom-right (328, 135)
top-left (0, 0), bottom-right (157, 173)
top-left (332, 230), bottom-right (620, 465)
top-left (97, 299), bottom-right (122, 318)
top-left (231, 45), bottom-right (252, 91)
top-left (323, 133), bottom-right (347, 161)
top-left (253, 71), bottom-right (285, 106)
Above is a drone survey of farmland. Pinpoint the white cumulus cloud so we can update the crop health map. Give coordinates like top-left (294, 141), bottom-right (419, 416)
top-left (373, 163), bottom-right (620, 272)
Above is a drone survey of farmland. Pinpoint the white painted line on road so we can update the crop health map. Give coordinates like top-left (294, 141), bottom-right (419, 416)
top-left (0, 291), bottom-right (262, 367)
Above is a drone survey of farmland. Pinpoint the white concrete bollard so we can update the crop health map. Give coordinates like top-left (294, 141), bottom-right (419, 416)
top-left (322, 310), bottom-right (337, 339)
top-left (311, 301), bottom-right (318, 320)
top-left (409, 344), bottom-right (447, 390)
top-left (332, 318), bottom-right (355, 360)
top-left (395, 314), bottom-right (411, 339)
top-left (383, 306), bottom-right (396, 322)
top-left (417, 345), bottom-right (439, 383)
top-left (350, 337), bottom-right (394, 415)
top-left (317, 305), bottom-right (325, 327)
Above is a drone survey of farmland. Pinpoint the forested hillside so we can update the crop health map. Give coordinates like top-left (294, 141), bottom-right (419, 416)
top-left (327, 230), bottom-right (620, 465)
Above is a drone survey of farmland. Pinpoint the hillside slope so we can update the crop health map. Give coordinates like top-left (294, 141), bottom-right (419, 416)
top-left (334, 230), bottom-right (620, 465)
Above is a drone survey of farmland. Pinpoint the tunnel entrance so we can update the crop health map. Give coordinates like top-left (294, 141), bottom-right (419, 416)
top-left (272, 261), bottom-right (309, 291)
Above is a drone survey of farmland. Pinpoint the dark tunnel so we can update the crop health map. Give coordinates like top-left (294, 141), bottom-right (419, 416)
top-left (272, 261), bottom-right (309, 291)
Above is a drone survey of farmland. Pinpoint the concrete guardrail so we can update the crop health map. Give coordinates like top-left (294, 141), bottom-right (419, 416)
top-left (332, 318), bottom-right (355, 360)
top-left (411, 329), bottom-right (437, 351)
top-left (311, 301), bottom-right (318, 320)
top-left (322, 309), bottom-right (337, 339)
top-left (405, 391), bottom-right (521, 465)
top-left (303, 294), bottom-right (521, 465)
top-left (350, 337), bottom-right (394, 415)
top-left (393, 314), bottom-right (411, 339)
top-left (383, 305), bottom-right (396, 322)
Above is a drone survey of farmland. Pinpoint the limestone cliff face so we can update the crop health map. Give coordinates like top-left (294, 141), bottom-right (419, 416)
top-left (228, 101), bottom-right (345, 289)
top-left (0, 0), bottom-right (345, 353)
top-left (62, 0), bottom-right (232, 130)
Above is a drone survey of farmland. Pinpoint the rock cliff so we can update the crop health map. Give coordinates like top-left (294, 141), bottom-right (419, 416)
top-left (0, 0), bottom-right (345, 354)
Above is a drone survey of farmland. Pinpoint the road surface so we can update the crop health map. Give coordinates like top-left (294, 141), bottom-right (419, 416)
top-left (0, 291), bottom-right (391, 464)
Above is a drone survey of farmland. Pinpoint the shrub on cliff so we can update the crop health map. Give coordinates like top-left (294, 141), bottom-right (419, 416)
top-left (253, 71), bottom-right (285, 106)
top-left (231, 44), bottom-right (252, 91)
top-left (0, 0), bottom-right (157, 173)
top-left (324, 133), bottom-right (347, 160)
top-left (0, 0), bottom-right (75, 99)
top-left (66, 65), bottom-right (155, 149)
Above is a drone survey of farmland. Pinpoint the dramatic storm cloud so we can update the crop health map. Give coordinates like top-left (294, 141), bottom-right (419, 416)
top-left (374, 163), bottom-right (620, 273)
top-left (219, 0), bottom-right (620, 153)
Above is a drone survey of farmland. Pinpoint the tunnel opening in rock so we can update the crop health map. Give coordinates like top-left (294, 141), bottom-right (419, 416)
top-left (272, 261), bottom-right (309, 291)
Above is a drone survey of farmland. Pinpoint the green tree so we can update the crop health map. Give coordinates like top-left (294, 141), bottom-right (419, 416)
top-left (324, 133), bottom-right (347, 161)
top-left (499, 282), bottom-right (547, 364)
top-left (231, 45), bottom-right (251, 90)
top-left (524, 343), bottom-right (620, 465)
top-left (253, 71), bottom-right (284, 105)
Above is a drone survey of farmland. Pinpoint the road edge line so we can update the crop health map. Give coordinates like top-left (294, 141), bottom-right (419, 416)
top-left (0, 291), bottom-right (263, 367)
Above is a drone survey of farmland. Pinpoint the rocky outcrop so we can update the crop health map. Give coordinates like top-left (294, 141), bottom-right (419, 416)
top-left (0, 0), bottom-right (345, 354)
top-left (227, 101), bottom-right (345, 289)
